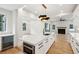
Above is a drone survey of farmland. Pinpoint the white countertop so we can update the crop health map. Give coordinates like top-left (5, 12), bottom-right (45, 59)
top-left (0, 33), bottom-right (14, 37)
top-left (23, 35), bottom-right (45, 45)
top-left (22, 32), bottom-right (55, 45)
top-left (69, 32), bottom-right (79, 42)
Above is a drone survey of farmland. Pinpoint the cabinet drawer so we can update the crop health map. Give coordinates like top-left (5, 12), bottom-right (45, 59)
top-left (35, 43), bottom-right (44, 54)
top-left (76, 48), bottom-right (79, 53)
top-left (76, 42), bottom-right (79, 46)
top-left (38, 41), bottom-right (43, 46)
top-left (44, 39), bottom-right (49, 43)
top-left (36, 41), bottom-right (44, 50)
top-left (38, 45), bottom-right (44, 49)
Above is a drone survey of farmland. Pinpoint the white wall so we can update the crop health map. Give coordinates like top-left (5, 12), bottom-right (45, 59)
top-left (16, 7), bottom-right (46, 38)
top-left (17, 8), bottom-right (31, 38)
top-left (16, 7), bottom-right (46, 47)
top-left (51, 20), bottom-right (74, 34)
top-left (14, 8), bottom-right (32, 47)
top-left (73, 5), bottom-right (79, 31)
top-left (0, 8), bottom-right (13, 34)
top-left (30, 20), bottom-right (44, 35)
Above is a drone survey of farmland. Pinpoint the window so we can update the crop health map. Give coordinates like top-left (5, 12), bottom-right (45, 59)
top-left (45, 23), bottom-right (50, 32)
top-left (22, 23), bottom-right (26, 31)
top-left (0, 15), bottom-right (6, 31)
top-left (70, 24), bottom-right (73, 29)
top-left (52, 25), bottom-right (55, 30)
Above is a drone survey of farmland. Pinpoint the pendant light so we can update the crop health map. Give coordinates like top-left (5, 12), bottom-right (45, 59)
top-left (39, 4), bottom-right (50, 21)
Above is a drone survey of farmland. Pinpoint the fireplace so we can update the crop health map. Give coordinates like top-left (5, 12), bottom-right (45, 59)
top-left (58, 29), bottom-right (65, 34)
top-left (58, 27), bottom-right (66, 34)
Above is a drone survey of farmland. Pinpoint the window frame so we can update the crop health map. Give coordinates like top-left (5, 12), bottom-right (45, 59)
top-left (69, 24), bottom-right (73, 29)
top-left (0, 15), bottom-right (6, 32)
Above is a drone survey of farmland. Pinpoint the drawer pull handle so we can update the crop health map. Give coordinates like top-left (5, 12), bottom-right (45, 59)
top-left (38, 45), bottom-right (43, 49)
top-left (45, 41), bottom-right (48, 43)
top-left (76, 43), bottom-right (79, 46)
top-left (38, 42), bottom-right (43, 46)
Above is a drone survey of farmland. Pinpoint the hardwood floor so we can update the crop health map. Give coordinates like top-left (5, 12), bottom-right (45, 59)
top-left (0, 47), bottom-right (21, 54)
top-left (47, 34), bottom-right (74, 54)
top-left (0, 34), bottom-right (74, 54)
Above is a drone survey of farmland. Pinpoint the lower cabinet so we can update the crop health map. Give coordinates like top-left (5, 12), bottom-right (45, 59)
top-left (17, 38), bottom-right (23, 51)
top-left (73, 40), bottom-right (79, 53)
top-left (35, 40), bottom-right (45, 54)
top-left (0, 35), bottom-right (14, 51)
top-left (69, 35), bottom-right (79, 54)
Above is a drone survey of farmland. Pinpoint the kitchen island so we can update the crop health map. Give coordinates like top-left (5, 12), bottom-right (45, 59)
top-left (22, 32), bottom-right (56, 54)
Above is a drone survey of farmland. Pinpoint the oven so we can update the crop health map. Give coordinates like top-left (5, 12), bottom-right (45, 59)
top-left (23, 42), bottom-right (35, 54)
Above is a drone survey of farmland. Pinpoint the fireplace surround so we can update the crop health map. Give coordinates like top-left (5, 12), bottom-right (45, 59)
top-left (57, 27), bottom-right (66, 34)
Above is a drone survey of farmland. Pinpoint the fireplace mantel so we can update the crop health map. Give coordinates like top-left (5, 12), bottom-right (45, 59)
top-left (57, 27), bottom-right (66, 29)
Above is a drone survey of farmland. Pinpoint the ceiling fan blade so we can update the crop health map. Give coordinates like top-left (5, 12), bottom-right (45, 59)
top-left (42, 4), bottom-right (47, 9)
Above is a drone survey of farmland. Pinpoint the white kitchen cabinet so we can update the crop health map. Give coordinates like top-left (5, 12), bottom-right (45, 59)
top-left (44, 38), bottom-right (50, 53)
top-left (35, 33), bottom-right (56, 54)
top-left (17, 38), bottom-right (23, 51)
top-left (23, 32), bottom-right (56, 54)
top-left (72, 39), bottom-right (79, 53)
top-left (70, 37), bottom-right (76, 53)
top-left (35, 40), bottom-right (45, 54)
top-left (69, 32), bottom-right (79, 54)
top-left (22, 32), bottom-right (56, 54)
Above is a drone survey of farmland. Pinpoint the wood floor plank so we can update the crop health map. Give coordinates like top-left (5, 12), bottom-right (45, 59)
top-left (0, 47), bottom-right (21, 54)
top-left (47, 34), bottom-right (74, 54)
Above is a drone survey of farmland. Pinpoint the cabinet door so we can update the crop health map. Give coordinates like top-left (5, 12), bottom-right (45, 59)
top-left (35, 41), bottom-right (45, 54)
top-left (44, 38), bottom-right (50, 53)
top-left (18, 39), bottom-right (23, 50)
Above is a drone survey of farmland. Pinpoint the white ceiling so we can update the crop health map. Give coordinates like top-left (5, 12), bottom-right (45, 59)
top-left (0, 4), bottom-right (77, 20)
top-left (23, 4), bottom-right (77, 19)
top-left (0, 4), bottom-right (24, 11)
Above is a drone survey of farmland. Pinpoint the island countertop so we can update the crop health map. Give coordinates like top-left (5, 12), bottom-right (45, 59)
top-left (22, 32), bottom-right (55, 45)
